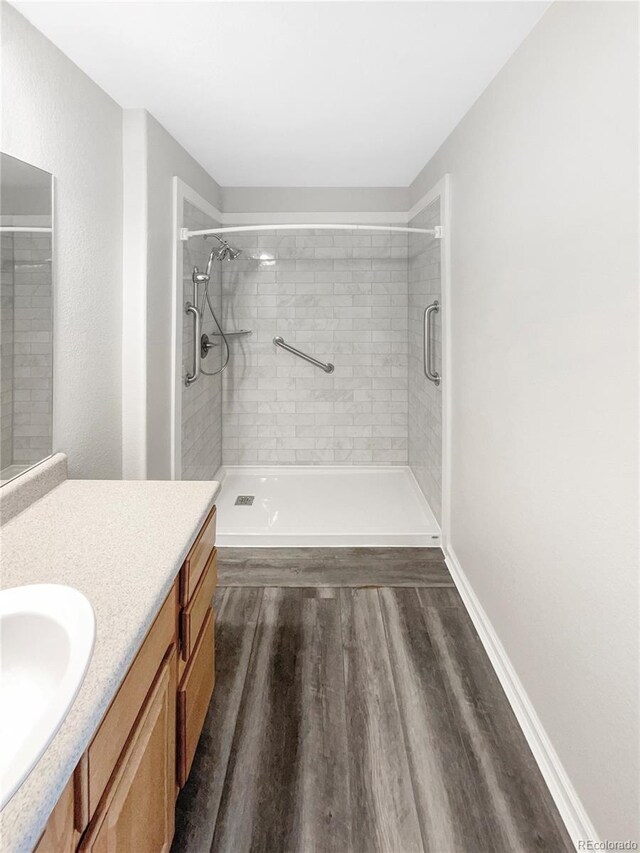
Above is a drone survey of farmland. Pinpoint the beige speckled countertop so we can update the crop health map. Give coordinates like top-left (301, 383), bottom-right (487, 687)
top-left (0, 457), bottom-right (220, 853)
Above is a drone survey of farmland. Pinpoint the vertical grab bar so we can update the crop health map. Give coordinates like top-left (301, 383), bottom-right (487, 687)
top-left (185, 303), bottom-right (201, 386)
top-left (424, 300), bottom-right (441, 386)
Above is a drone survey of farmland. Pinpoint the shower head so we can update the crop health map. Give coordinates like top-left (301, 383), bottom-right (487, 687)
top-left (200, 235), bottom-right (242, 278)
top-left (211, 235), bottom-right (242, 261)
top-left (220, 242), bottom-right (242, 261)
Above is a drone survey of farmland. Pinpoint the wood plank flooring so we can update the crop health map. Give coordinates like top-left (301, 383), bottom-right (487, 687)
top-left (217, 547), bottom-right (453, 588)
top-left (173, 549), bottom-right (573, 853)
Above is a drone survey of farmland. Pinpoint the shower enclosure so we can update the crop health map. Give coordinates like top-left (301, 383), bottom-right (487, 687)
top-left (172, 178), bottom-right (450, 547)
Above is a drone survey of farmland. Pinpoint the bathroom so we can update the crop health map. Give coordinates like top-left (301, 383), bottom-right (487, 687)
top-left (0, 2), bottom-right (638, 852)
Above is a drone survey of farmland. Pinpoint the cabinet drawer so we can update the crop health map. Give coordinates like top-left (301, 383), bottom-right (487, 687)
top-left (180, 505), bottom-right (216, 605)
top-left (177, 609), bottom-right (215, 787)
top-left (79, 648), bottom-right (177, 853)
top-left (181, 547), bottom-right (217, 661)
top-left (86, 583), bottom-right (178, 816)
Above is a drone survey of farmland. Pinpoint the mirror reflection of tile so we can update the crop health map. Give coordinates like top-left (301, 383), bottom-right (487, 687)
top-left (0, 153), bottom-right (54, 485)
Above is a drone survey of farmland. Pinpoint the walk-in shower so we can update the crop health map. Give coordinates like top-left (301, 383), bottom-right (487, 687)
top-left (175, 191), bottom-right (447, 547)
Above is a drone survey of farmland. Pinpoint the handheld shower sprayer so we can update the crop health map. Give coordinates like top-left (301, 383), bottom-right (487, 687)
top-left (189, 235), bottom-right (241, 381)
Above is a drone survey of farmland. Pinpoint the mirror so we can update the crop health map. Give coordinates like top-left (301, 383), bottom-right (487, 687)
top-left (0, 153), bottom-right (54, 485)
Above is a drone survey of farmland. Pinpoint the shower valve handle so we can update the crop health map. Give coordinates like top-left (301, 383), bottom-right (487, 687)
top-left (201, 333), bottom-right (218, 359)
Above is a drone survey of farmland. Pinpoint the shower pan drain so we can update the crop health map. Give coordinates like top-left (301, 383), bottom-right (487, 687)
top-left (235, 495), bottom-right (255, 506)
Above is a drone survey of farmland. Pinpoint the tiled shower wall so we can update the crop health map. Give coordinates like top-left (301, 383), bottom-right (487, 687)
top-left (408, 199), bottom-right (442, 521)
top-left (0, 230), bottom-right (53, 470)
top-left (180, 201), bottom-right (223, 480)
top-left (1, 233), bottom-right (14, 468)
top-left (221, 230), bottom-right (409, 465)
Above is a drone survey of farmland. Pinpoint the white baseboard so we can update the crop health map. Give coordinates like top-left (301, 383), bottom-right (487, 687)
top-left (444, 545), bottom-right (598, 850)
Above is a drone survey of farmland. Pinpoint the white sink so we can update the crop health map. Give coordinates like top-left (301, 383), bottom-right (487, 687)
top-left (0, 584), bottom-right (95, 809)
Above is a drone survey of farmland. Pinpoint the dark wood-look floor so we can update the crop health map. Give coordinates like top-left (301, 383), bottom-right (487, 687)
top-left (216, 547), bottom-right (453, 587)
top-left (173, 549), bottom-right (573, 853)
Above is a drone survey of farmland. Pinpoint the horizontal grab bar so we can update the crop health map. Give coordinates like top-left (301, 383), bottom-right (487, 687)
top-left (273, 336), bottom-right (335, 374)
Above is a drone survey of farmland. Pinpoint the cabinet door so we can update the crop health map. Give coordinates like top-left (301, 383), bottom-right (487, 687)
top-left (86, 584), bottom-right (178, 817)
top-left (79, 648), bottom-right (177, 853)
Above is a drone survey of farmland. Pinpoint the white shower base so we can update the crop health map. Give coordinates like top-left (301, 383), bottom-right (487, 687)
top-left (214, 466), bottom-right (441, 547)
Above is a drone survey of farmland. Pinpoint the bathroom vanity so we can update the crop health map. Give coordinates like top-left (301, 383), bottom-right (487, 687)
top-left (38, 504), bottom-right (216, 852)
top-left (0, 455), bottom-right (220, 853)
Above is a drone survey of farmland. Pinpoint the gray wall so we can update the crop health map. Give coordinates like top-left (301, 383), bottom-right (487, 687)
top-left (410, 1), bottom-right (639, 839)
top-left (222, 186), bottom-right (409, 213)
top-left (2, 3), bottom-right (123, 478)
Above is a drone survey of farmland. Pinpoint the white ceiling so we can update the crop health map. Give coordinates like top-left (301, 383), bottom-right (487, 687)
top-left (13, 1), bottom-right (549, 187)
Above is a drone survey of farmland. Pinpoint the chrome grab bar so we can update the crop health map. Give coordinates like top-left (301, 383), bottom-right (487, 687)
top-left (273, 336), bottom-right (335, 374)
top-left (185, 302), bottom-right (201, 386)
top-left (424, 300), bottom-right (441, 386)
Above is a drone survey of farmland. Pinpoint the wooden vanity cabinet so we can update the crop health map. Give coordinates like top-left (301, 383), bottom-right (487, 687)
top-left (177, 608), bottom-right (215, 786)
top-left (78, 649), bottom-right (177, 853)
top-left (85, 585), bottom-right (179, 817)
top-left (32, 504), bottom-right (218, 853)
top-left (180, 505), bottom-right (217, 603)
top-left (180, 547), bottom-right (217, 663)
top-left (177, 541), bottom-right (217, 787)
top-left (33, 777), bottom-right (76, 853)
